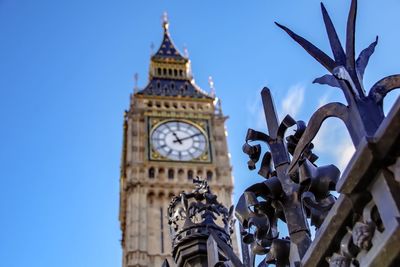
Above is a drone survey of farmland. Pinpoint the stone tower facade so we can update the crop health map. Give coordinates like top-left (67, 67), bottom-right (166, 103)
top-left (119, 16), bottom-right (236, 267)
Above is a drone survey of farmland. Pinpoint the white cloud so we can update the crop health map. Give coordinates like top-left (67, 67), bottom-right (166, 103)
top-left (334, 137), bottom-right (355, 171)
top-left (245, 90), bottom-right (266, 130)
top-left (311, 118), bottom-right (355, 172)
top-left (317, 91), bottom-right (331, 108)
top-left (281, 84), bottom-right (305, 118)
top-left (245, 84), bottom-right (306, 132)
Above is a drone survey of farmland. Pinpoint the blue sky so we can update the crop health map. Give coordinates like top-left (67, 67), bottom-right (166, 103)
top-left (1, 0), bottom-right (399, 266)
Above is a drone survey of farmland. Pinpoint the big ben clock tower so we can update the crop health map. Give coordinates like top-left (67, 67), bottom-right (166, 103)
top-left (119, 15), bottom-right (236, 267)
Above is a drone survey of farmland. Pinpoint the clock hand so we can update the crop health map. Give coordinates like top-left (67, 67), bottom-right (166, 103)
top-left (173, 133), bottom-right (202, 143)
top-left (172, 132), bottom-right (183, 144)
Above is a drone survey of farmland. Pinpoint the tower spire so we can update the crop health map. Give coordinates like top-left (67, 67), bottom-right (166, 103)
top-left (136, 14), bottom-right (212, 99)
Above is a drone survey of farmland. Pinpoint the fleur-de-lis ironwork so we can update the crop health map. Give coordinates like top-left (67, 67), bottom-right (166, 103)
top-left (235, 0), bottom-right (399, 265)
top-left (236, 88), bottom-right (340, 266)
top-left (274, 0), bottom-right (400, 174)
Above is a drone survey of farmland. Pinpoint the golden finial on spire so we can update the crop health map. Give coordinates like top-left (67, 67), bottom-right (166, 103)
top-left (162, 11), bottom-right (169, 31)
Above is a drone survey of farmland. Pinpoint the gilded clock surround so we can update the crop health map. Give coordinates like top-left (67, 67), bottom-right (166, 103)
top-left (148, 117), bottom-right (212, 163)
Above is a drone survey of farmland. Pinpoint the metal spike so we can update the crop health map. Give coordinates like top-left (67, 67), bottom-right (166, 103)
top-left (321, 3), bottom-right (346, 65)
top-left (275, 22), bottom-right (336, 72)
top-left (346, 0), bottom-right (357, 70)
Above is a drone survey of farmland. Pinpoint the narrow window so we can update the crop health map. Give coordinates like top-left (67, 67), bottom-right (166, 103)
top-left (168, 169), bottom-right (174, 180)
top-left (157, 68), bottom-right (161, 75)
top-left (207, 170), bottom-right (213, 181)
top-left (174, 69), bottom-right (178, 76)
top-left (188, 170), bottom-right (193, 180)
top-left (149, 167), bottom-right (155, 179)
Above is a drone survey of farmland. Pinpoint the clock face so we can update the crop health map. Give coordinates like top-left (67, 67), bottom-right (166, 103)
top-left (150, 120), bottom-right (207, 161)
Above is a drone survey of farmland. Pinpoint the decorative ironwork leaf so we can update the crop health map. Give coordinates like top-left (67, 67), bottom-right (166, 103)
top-left (313, 74), bottom-right (341, 89)
top-left (356, 36), bottom-right (378, 81)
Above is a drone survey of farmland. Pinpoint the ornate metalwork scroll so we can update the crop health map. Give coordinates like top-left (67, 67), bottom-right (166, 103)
top-left (236, 0), bottom-right (400, 266)
top-left (236, 88), bottom-right (340, 266)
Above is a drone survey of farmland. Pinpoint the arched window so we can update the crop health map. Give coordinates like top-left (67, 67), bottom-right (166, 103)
top-left (174, 69), bottom-right (178, 77)
top-left (149, 167), bottom-right (155, 179)
top-left (179, 70), bottom-right (183, 77)
top-left (206, 171), bottom-right (213, 181)
top-left (188, 170), bottom-right (193, 180)
top-left (168, 69), bottom-right (172, 76)
top-left (168, 169), bottom-right (174, 180)
top-left (163, 68), bottom-right (167, 75)
top-left (157, 68), bottom-right (161, 75)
